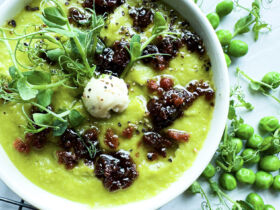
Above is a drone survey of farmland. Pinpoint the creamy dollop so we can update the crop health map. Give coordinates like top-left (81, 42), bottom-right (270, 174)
top-left (82, 75), bottom-right (129, 119)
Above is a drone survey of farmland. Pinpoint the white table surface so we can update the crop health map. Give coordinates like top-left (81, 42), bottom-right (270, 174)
top-left (0, 0), bottom-right (280, 209)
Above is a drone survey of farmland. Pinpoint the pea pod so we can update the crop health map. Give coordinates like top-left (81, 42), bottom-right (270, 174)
top-left (259, 155), bottom-right (280, 172)
top-left (246, 193), bottom-right (264, 210)
top-left (255, 171), bottom-right (273, 189)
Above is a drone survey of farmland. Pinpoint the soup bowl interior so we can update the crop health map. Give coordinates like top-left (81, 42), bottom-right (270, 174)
top-left (0, 0), bottom-right (229, 209)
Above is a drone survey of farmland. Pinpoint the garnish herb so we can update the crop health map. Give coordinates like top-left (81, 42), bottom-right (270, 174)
top-left (233, 0), bottom-right (271, 40)
top-left (237, 68), bottom-right (280, 104)
top-left (121, 12), bottom-right (176, 78)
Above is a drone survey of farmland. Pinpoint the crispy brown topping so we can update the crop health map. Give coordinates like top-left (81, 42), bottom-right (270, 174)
top-left (147, 79), bottom-right (159, 92)
top-left (129, 7), bottom-right (154, 31)
top-left (105, 129), bottom-right (119, 149)
top-left (82, 0), bottom-right (125, 14)
top-left (147, 81), bottom-right (214, 130)
top-left (57, 151), bottom-right (78, 170)
top-left (13, 138), bottom-right (30, 154)
top-left (97, 40), bottom-right (130, 76)
top-left (68, 8), bottom-right (90, 25)
top-left (143, 132), bottom-right (173, 157)
top-left (122, 126), bottom-right (135, 139)
top-left (167, 130), bottom-right (190, 142)
top-left (182, 30), bottom-right (205, 55)
top-left (160, 77), bottom-right (174, 91)
top-left (95, 150), bottom-right (138, 191)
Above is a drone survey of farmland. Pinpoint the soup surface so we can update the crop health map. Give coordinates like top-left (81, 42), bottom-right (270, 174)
top-left (0, 0), bottom-right (214, 207)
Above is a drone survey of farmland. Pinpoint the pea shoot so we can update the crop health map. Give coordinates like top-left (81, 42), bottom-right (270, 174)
top-left (233, 0), bottom-right (271, 41)
top-left (237, 68), bottom-right (280, 104)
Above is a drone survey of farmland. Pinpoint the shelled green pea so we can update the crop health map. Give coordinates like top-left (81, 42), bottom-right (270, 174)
top-left (241, 148), bottom-right (260, 164)
top-left (262, 72), bottom-right (280, 89)
top-left (246, 193), bottom-right (264, 210)
top-left (232, 156), bottom-right (244, 172)
top-left (264, 137), bottom-right (280, 155)
top-left (235, 124), bottom-right (254, 140)
top-left (207, 12), bottom-right (220, 29)
top-left (247, 134), bottom-right (264, 149)
top-left (235, 168), bottom-right (255, 184)
top-left (259, 116), bottom-right (279, 133)
top-left (216, 0), bottom-right (234, 17)
top-left (219, 173), bottom-right (237, 191)
top-left (224, 53), bottom-right (231, 67)
top-left (228, 40), bottom-right (248, 57)
top-left (231, 137), bottom-right (243, 153)
top-left (264, 205), bottom-right (276, 210)
top-left (202, 163), bottom-right (216, 179)
top-left (259, 155), bottom-right (280, 172)
top-left (255, 171), bottom-right (273, 189)
top-left (272, 175), bottom-right (280, 191)
top-left (216, 29), bottom-right (232, 46)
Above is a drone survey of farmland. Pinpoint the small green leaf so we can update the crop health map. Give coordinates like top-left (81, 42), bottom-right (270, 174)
top-left (152, 12), bottom-right (167, 35)
top-left (46, 49), bottom-right (65, 61)
top-left (8, 66), bottom-right (20, 80)
top-left (53, 120), bottom-right (68, 136)
top-left (23, 71), bottom-right (51, 85)
top-left (234, 15), bottom-right (253, 35)
top-left (43, 7), bottom-right (67, 26)
top-left (45, 28), bottom-right (75, 37)
top-left (69, 110), bottom-right (84, 127)
top-left (33, 113), bottom-right (53, 125)
top-left (249, 82), bottom-right (261, 91)
top-left (96, 38), bottom-right (105, 54)
top-left (130, 35), bottom-right (142, 59)
top-left (17, 77), bottom-right (38, 100)
top-left (36, 89), bottom-right (53, 107)
top-left (40, 15), bottom-right (65, 29)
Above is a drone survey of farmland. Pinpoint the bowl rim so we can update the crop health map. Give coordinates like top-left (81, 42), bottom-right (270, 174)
top-left (0, 0), bottom-right (229, 209)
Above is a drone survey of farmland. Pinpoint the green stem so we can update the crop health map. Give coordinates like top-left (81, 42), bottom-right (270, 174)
top-left (121, 60), bottom-right (136, 79)
top-left (233, 19), bottom-right (256, 38)
top-left (199, 186), bottom-right (212, 210)
top-left (30, 79), bottom-right (67, 90)
top-left (31, 102), bottom-right (68, 122)
top-left (264, 93), bottom-right (280, 104)
top-left (237, 68), bottom-right (272, 89)
top-left (52, 0), bottom-right (92, 72)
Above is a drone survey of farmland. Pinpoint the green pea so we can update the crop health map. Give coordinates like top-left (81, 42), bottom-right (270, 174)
top-left (216, 0), bottom-right (234, 17)
top-left (241, 148), bottom-right (260, 164)
top-left (259, 155), bottom-right (280, 172)
top-left (224, 53), bottom-right (231, 67)
top-left (265, 138), bottom-right (280, 155)
top-left (206, 12), bottom-right (220, 29)
top-left (264, 205), bottom-right (276, 210)
top-left (259, 116), bottom-right (279, 133)
top-left (189, 181), bottom-right (201, 194)
top-left (219, 173), bottom-right (237, 191)
top-left (228, 40), bottom-right (248, 57)
top-left (202, 163), bottom-right (216, 179)
top-left (216, 29), bottom-right (233, 46)
top-left (246, 193), bottom-right (264, 210)
top-left (232, 156), bottom-right (244, 172)
top-left (235, 168), bottom-right (255, 184)
top-left (235, 124), bottom-right (254, 140)
top-left (262, 72), bottom-right (280, 89)
top-left (272, 175), bottom-right (280, 191)
top-left (231, 137), bottom-right (243, 153)
top-left (247, 134), bottom-right (264, 149)
top-left (255, 171), bottom-right (273, 189)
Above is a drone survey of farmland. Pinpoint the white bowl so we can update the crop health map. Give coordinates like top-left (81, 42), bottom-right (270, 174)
top-left (0, 0), bottom-right (229, 209)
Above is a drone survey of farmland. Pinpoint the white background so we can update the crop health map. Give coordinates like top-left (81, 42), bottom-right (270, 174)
top-left (0, 0), bottom-right (280, 209)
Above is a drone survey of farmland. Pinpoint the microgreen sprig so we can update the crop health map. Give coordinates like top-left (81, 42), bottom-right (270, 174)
top-left (233, 0), bottom-right (271, 41)
top-left (121, 12), bottom-right (178, 78)
top-left (237, 68), bottom-right (280, 104)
